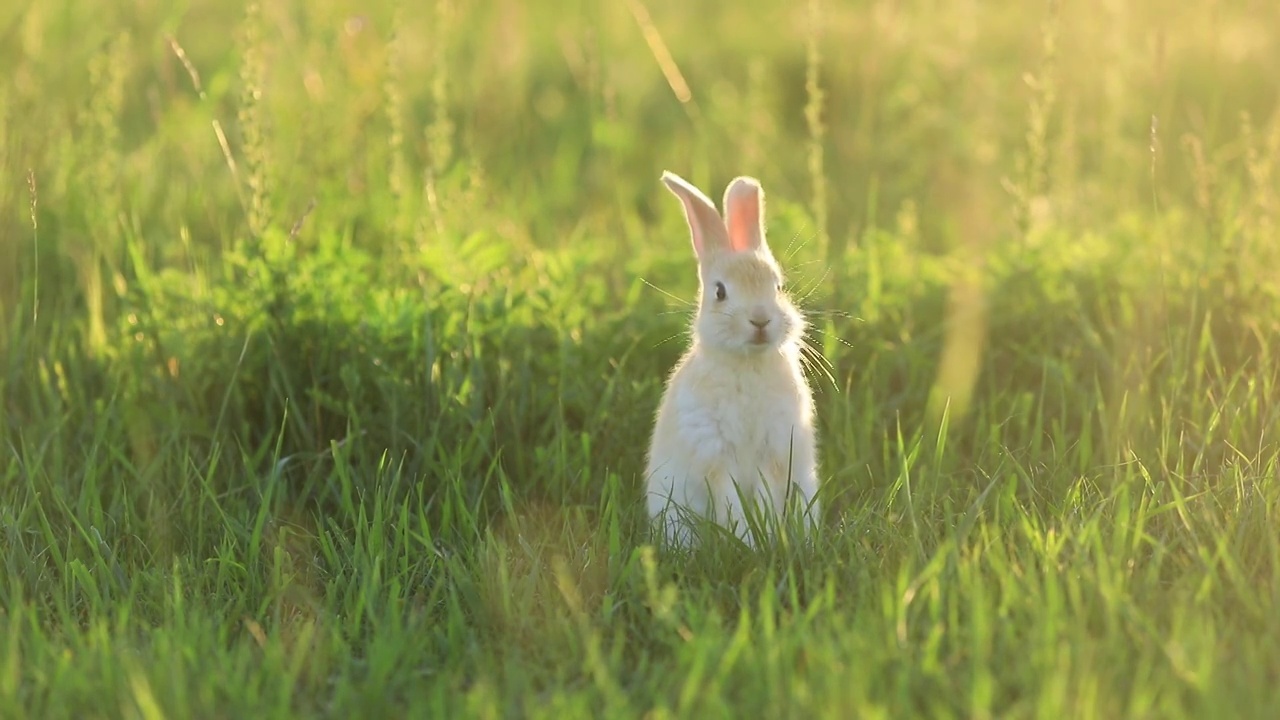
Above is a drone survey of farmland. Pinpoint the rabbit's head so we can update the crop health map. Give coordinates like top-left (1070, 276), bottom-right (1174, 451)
top-left (661, 171), bottom-right (804, 356)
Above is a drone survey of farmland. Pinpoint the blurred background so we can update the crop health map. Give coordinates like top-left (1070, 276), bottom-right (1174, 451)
top-left (4, 0), bottom-right (1277, 280)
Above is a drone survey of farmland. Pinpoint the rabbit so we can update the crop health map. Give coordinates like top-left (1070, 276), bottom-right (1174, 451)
top-left (644, 170), bottom-right (821, 547)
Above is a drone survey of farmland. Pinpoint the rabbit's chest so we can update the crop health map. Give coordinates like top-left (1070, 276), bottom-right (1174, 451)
top-left (708, 378), bottom-right (802, 455)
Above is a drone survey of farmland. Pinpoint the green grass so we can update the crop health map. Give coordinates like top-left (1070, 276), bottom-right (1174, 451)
top-left (3, 0), bottom-right (1280, 717)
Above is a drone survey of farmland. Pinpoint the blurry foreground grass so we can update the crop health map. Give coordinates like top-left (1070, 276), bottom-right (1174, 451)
top-left (2, 0), bottom-right (1280, 717)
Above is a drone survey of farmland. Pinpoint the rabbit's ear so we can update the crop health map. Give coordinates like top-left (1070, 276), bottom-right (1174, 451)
top-left (662, 171), bottom-right (727, 260)
top-left (723, 177), bottom-right (767, 253)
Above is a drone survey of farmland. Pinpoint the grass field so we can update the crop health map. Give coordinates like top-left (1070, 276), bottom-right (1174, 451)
top-left (3, 0), bottom-right (1280, 717)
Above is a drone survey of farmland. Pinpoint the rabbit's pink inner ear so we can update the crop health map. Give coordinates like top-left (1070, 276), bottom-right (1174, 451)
top-left (675, 195), bottom-right (710, 257)
top-left (662, 171), bottom-right (723, 259)
top-left (724, 178), bottom-right (764, 253)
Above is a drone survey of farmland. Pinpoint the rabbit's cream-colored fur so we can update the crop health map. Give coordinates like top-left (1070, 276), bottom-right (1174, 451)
top-left (645, 171), bottom-right (820, 547)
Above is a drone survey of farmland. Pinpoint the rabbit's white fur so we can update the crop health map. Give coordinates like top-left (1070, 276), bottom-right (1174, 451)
top-left (645, 171), bottom-right (820, 547)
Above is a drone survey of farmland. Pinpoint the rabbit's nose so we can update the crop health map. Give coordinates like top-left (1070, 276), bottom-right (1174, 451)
top-left (750, 317), bottom-right (771, 329)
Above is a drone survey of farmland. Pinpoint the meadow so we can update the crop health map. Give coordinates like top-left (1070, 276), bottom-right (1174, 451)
top-left (2, 0), bottom-right (1280, 717)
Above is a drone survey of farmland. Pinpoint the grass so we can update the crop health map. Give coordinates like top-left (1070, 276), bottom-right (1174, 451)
top-left (2, 0), bottom-right (1280, 717)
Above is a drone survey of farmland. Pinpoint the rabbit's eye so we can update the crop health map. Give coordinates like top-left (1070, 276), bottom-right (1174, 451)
top-left (714, 282), bottom-right (727, 301)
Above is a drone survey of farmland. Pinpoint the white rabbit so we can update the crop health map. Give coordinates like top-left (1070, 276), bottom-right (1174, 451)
top-left (644, 170), bottom-right (821, 547)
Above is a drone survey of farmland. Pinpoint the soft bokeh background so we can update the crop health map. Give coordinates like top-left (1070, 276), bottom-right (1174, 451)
top-left (2, 0), bottom-right (1279, 716)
